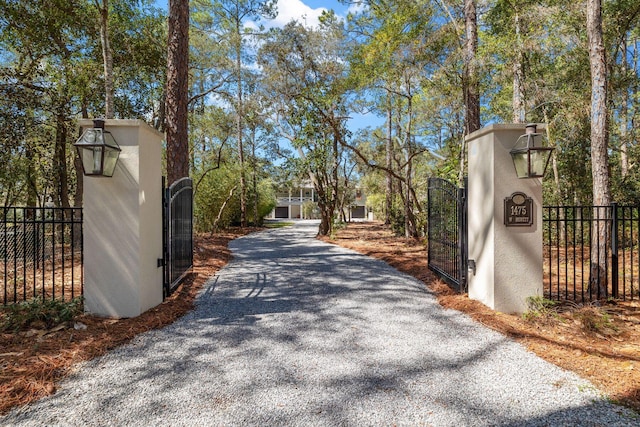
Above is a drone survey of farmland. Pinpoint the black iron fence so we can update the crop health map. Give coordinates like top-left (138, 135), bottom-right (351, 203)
top-left (427, 177), bottom-right (468, 292)
top-left (543, 204), bottom-right (639, 302)
top-left (163, 177), bottom-right (193, 297)
top-left (1, 206), bottom-right (83, 305)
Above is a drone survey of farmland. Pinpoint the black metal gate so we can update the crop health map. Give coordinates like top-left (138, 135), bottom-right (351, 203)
top-left (163, 177), bottom-right (193, 297)
top-left (427, 177), bottom-right (468, 292)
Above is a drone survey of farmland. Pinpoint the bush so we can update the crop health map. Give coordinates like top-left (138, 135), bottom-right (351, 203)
top-left (522, 296), bottom-right (560, 322)
top-left (574, 307), bottom-right (619, 336)
top-left (0, 297), bottom-right (83, 332)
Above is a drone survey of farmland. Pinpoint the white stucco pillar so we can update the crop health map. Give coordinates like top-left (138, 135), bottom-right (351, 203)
top-left (467, 124), bottom-right (544, 313)
top-left (79, 119), bottom-right (164, 318)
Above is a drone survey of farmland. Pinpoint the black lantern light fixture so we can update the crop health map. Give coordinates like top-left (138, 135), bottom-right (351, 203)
top-left (509, 123), bottom-right (554, 179)
top-left (74, 119), bottom-right (121, 177)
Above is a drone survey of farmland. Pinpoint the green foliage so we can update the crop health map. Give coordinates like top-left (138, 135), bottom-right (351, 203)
top-left (302, 201), bottom-right (319, 219)
top-left (193, 164), bottom-right (242, 231)
top-left (0, 0), bottom-right (167, 206)
top-left (329, 219), bottom-right (347, 239)
top-left (1, 0), bottom-right (640, 226)
top-left (0, 297), bottom-right (83, 332)
top-left (389, 206), bottom-right (406, 237)
top-left (193, 162), bottom-right (275, 231)
top-left (258, 18), bottom-right (351, 235)
top-left (574, 307), bottom-right (619, 336)
top-left (522, 296), bottom-right (560, 322)
top-left (251, 178), bottom-right (277, 226)
top-left (364, 192), bottom-right (385, 220)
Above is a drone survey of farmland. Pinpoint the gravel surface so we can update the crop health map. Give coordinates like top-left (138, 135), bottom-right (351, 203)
top-left (2, 220), bottom-right (638, 426)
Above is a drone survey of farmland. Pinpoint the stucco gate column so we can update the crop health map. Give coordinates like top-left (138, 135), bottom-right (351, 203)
top-left (79, 119), bottom-right (164, 318)
top-left (466, 124), bottom-right (545, 314)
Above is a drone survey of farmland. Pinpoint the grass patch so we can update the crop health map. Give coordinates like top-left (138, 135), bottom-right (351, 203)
top-left (264, 221), bottom-right (295, 229)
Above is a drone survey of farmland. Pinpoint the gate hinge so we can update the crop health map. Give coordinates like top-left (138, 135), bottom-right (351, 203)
top-left (157, 258), bottom-right (165, 268)
top-left (468, 259), bottom-right (476, 276)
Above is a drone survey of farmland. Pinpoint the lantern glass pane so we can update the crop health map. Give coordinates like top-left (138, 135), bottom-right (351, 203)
top-left (76, 146), bottom-right (102, 175)
top-left (80, 129), bottom-right (98, 144)
top-left (92, 147), bottom-right (103, 174)
top-left (511, 151), bottom-right (529, 178)
top-left (529, 150), bottom-right (547, 177)
top-left (102, 131), bottom-right (120, 150)
top-left (102, 148), bottom-right (120, 177)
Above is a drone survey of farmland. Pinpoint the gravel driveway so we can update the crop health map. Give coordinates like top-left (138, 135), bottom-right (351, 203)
top-left (2, 220), bottom-right (637, 426)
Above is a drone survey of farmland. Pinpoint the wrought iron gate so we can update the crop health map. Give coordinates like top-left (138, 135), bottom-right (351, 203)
top-left (427, 177), bottom-right (468, 292)
top-left (163, 177), bottom-right (193, 297)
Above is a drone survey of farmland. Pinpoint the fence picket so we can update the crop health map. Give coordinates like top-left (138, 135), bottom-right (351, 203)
top-left (1, 206), bottom-right (83, 305)
top-left (543, 203), bottom-right (638, 302)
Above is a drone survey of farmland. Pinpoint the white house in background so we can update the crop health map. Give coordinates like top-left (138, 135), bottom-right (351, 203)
top-left (345, 188), bottom-right (369, 220)
top-left (267, 182), bottom-right (372, 220)
top-left (268, 182), bottom-right (317, 219)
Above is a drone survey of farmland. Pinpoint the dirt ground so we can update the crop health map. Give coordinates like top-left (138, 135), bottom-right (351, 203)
top-left (321, 221), bottom-right (640, 413)
top-left (1, 222), bottom-right (639, 415)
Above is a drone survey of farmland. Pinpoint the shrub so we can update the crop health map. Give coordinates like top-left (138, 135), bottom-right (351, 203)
top-left (0, 297), bottom-right (83, 332)
top-left (522, 296), bottom-right (560, 322)
top-left (574, 307), bottom-right (619, 336)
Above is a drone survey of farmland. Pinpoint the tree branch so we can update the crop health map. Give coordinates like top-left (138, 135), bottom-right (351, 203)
top-left (188, 80), bottom-right (227, 105)
top-left (194, 138), bottom-right (228, 196)
top-left (211, 185), bottom-right (237, 234)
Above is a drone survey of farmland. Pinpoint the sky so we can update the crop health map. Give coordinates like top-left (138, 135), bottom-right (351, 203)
top-left (258, 0), bottom-right (380, 132)
top-left (263, 0), bottom-right (349, 28)
top-left (154, 0), bottom-right (381, 132)
top-left (154, 0), bottom-right (353, 27)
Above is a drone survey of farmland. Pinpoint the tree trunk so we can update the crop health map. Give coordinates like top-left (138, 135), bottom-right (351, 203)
top-left (543, 110), bottom-right (565, 243)
top-left (512, 11), bottom-right (526, 123)
top-left (405, 157), bottom-right (417, 237)
top-left (157, 89), bottom-right (166, 132)
top-left (26, 109), bottom-right (38, 208)
top-left (212, 185), bottom-right (237, 234)
top-left (460, 0), bottom-right (479, 186)
top-left (97, 0), bottom-right (114, 119)
top-left (316, 184), bottom-right (332, 236)
top-left (339, 192), bottom-right (347, 222)
top-left (318, 209), bottom-right (331, 235)
top-left (464, 0), bottom-right (480, 135)
top-left (385, 92), bottom-right (393, 225)
top-left (587, 0), bottom-right (611, 297)
top-left (54, 110), bottom-right (70, 210)
top-left (166, 0), bottom-right (190, 185)
top-left (403, 81), bottom-right (418, 238)
top-left (331, 132), bottom-right (339, 230)
top-left (235, 21), bottom-right (247, 228)
top-left (620, 36), bottom-right (629, 178)
top-left (251, 127), bottom-right (259, 226)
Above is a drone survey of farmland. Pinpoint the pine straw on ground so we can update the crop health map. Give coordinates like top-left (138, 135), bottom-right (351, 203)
top-left (320, 221), bottom-right (640, 413)
top-left (0, 228), bottom-right (259, 416)
top-left (2, 223), bottom-right (639, 416)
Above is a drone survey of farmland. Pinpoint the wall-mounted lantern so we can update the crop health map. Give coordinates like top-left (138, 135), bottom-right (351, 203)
top-left (74, 119), bottom-right (121, 177)
top-left (509, 123), bottom-right (554, 179)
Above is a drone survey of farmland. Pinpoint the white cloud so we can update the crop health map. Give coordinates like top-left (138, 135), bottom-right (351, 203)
top-left (347, 1), bottom-right (367, 15)
top-left (266, 0), bottom-right (328, 28)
